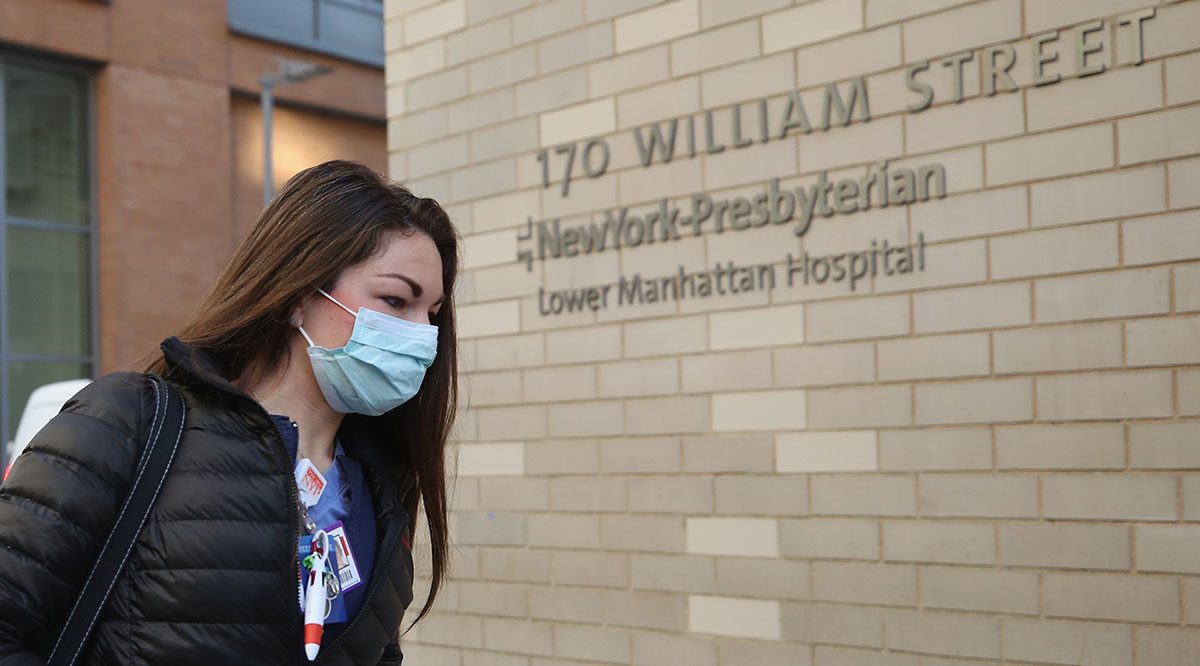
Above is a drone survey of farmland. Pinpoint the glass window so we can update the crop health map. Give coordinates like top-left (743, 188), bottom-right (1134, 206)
top-left (6, 227), bottom-right (90, 356)
top-left (1, 58), bottom-right (94, 448)
top-left (5, 63), bottom-right (89, 226)
top-left (227, 0), bottom-right (384, 67)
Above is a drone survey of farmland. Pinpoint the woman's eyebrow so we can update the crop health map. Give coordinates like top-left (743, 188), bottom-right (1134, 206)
top-left (380, 272), bottom-right (445, 305)
top-left (379, 272), bottom-right (423, 297)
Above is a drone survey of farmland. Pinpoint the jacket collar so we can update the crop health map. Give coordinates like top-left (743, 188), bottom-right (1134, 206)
top-left (159, 336), bottom-right (410, 524)
top-left (337, 414), bottom-right (407, 524)
top-left (160, 336), bottom-right (242, 396)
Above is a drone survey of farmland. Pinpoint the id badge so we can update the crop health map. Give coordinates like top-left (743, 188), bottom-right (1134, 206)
top-left (295, 459), bottom-right (327, 507)
top-left (325, 521), bottom-right (364, 594)
top-left (299, 534), bottom-right (348, 624)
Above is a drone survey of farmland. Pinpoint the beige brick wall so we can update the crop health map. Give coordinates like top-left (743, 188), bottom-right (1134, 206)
top-left (388, 0), bottom-right (1200, 663)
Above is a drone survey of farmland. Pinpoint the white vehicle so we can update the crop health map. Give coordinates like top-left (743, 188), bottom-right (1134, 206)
top-left (3, 379), bottom-right (91, 482)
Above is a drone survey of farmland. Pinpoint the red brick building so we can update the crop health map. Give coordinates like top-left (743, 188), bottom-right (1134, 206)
top-left (0, 0), bottom-right (387, 443)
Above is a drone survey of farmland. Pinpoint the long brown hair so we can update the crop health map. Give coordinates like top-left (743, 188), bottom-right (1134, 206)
top-left (146, 159), bottom-right (456, 623)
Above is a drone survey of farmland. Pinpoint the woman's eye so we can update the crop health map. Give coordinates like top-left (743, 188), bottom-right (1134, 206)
top-left (383, 296), bottom-right (403, 308)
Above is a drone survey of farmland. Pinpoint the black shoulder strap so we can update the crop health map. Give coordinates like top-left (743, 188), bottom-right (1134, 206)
top-left (47, 373), bottom-right (186, 666)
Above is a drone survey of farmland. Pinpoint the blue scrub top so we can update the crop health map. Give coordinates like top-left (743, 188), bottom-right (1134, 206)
top-left (271, 414), bottom-right (377, 643)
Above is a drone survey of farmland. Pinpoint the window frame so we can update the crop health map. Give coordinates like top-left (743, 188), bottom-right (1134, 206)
top-left (227, 0), bottom-right (385, 68)
top-left (0, 52), bottom-right (99, 449)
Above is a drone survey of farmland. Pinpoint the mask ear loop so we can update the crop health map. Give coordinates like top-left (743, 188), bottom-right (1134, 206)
top-left (298, 288), bottom-right (357, 348)
top-left (317, 288), bottom-right (358, 318)
top-left (297, 325), bottom-right (316, 347)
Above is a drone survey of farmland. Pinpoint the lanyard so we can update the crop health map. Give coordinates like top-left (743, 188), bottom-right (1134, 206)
top-left (295, 458), bottom-right (340, 661)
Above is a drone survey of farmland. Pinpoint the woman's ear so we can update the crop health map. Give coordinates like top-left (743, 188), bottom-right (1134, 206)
top-left (291, 288), bottom-right (321, 327)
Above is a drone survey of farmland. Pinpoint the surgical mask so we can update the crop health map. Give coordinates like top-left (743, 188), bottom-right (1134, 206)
top-left (298, 288), bottom-right (438, 416)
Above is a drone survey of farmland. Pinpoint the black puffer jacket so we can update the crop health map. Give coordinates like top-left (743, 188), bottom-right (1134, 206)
top-left (0, 337), bottom-right (415, 665)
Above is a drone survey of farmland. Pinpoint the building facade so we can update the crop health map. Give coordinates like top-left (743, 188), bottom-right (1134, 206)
top-left (386, 0), bottom-right (1200, 663)
top-left (0, 0), bottom-right (388, 446)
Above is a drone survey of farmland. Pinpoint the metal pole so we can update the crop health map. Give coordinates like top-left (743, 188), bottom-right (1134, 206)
top-left (262, 81), bottom-right (274, 208)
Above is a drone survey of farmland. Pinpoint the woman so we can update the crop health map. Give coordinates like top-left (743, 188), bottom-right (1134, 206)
top-left (0, 160), bottom-right (457, 665)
